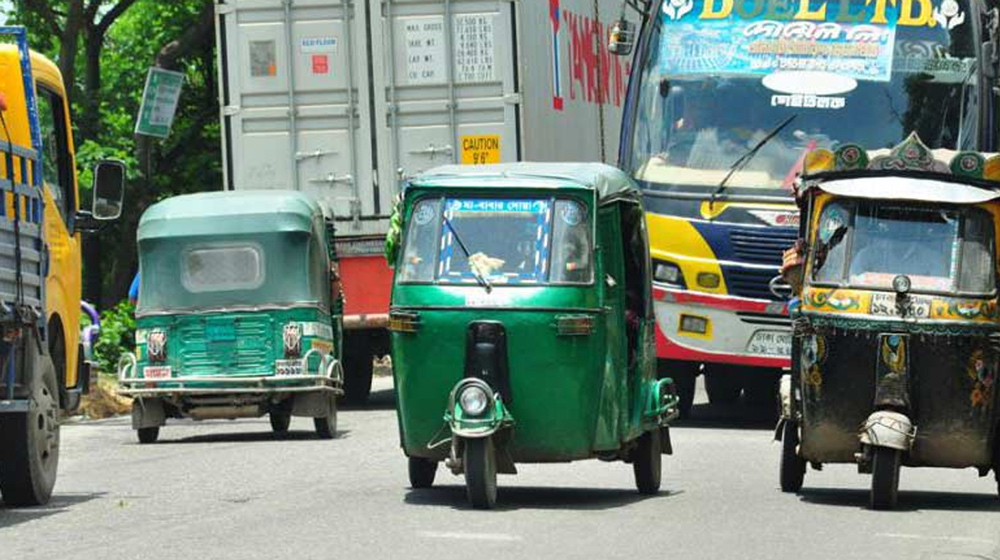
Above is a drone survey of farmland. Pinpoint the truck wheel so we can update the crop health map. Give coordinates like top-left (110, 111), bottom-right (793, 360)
top-left (633, 427), bottom-right (662, 495)
top-left (269, 412), bottom-right (291, 434)
top-left (870, 447), bottom-right (901, 510)
top-left (342, 332), bottom-right (373, 405)
top-left (464, 438), bottom-right (497, 509)
top-left (313, 398), bottom-right (338, 439)
top-left (137, 427), bottom-right (159, 444)
top-left (659, 359), bottom-right (696, 419)
top-left (779, 421), bottom-right (805, 493)
top-left (0, 352), bottom-right (60, 506)
top-left (705, 368), bottom-right (741, 406)
top-left (408, 457), bottom-right (438, 489)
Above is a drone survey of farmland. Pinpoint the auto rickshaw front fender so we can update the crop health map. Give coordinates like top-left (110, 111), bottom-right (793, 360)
top-left (859, 410), bottom-right (915, 452)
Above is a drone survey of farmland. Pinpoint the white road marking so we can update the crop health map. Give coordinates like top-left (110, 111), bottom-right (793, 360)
top-left (876, 533), bottom-right (996, 545)
top-left (418, 531), bottom-right (523, 542)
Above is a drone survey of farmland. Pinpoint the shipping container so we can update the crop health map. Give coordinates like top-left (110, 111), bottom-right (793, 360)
top-left (215, 0), bottom-right (639, 401)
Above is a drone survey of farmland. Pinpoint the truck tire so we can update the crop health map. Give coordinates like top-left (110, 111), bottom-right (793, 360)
top-left (705, 367), bottom-right (741, 406)
top-left (342, 332), bottom-right (373, 405)
top-left (0, 349), bottom-right (60, 506)
top-left (137, 427), bottom-right (160, 444)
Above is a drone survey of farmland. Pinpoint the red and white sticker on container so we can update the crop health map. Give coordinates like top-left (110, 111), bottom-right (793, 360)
top-left (312, 55), bottom-right (329, 75)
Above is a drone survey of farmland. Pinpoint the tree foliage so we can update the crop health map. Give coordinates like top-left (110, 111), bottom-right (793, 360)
top-left (7, 0), bottom-right (222, 307)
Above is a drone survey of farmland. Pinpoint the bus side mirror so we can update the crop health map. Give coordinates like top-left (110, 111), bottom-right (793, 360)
top-left (607, 19), bottom-right (635, 56)
top-left (91, 159), bottom-right (125, 220)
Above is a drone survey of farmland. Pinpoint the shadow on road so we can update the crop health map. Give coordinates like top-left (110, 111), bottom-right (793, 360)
top-left (0, 492), bottom-right (104, 528)
top-left (155, 428), bottom-right (352, 445)
top-left (673, 402), bottom-right (776, 431)
top-left (404, 485), bottom-right (680, 512)
top-left (797, 487), bottom-right (1000, 512)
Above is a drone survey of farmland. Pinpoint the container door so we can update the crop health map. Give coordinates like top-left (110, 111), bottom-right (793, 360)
top-left (368, 0), bottom-right (519, 200)
top-left (216, 0), bottom-right (380, 235)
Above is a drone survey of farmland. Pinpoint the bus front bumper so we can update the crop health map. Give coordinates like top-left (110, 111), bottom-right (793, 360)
top-left (653, 285), bottom-right (791, 368)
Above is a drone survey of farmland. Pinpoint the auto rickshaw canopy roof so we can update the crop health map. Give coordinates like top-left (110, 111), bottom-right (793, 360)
top-left (407, 163), bottom-right (639, 202)
top-left (138, 190), bottom-right (324, 240)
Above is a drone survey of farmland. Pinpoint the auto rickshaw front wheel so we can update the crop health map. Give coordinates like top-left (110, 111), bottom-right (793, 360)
top-left (270, 411), bottom-right (291, 434)
top-left (137, 427), bottom-right (160, 444)
top-left (633, 428), bottom-right (662, 495)
top-left (870, 446), bottom-right (902, 510)
top-left (408, 457), bottom-right (437, 488)
top-left (779, 421), bottom-right (805, 493)
top-left (0, 352), bottom-right (60, 506)
top-left (464, 437), bottom-right (497, 509)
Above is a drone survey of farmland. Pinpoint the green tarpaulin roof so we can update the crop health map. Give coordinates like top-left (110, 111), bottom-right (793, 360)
top-left (407, 163), bottom-right (638, 201)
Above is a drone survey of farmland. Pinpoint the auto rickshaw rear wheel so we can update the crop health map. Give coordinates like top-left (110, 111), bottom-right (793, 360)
top-left (633, 428), bottom-right (662, 495)
top-left (464, 437), bottom-right (497, 509)
top-left (0, 350), bottom-right (59, 507)
top-left (270, 412), bottom-right (291, 434)
top-left (870, 447), bottom-right (901, 510)
top-left (408, 457), bottom-right (438, 488)
top-left (313, 399), bottom-right (338, 439)
top-left (137, 427), bottom-right (160, 444)
top-left (779, 421), bottom-right (805, 493)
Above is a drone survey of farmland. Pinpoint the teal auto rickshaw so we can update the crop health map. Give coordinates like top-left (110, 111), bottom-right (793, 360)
top-left (118, 191), bottom-right (344, 442)
top-left (386, 163), bottom-right (679, 509)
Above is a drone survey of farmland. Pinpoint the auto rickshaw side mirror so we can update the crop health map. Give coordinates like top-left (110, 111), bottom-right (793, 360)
top-left (607, 19), bottom-right (636, 56)
top-left (91, 159), bottom-right (126, 221)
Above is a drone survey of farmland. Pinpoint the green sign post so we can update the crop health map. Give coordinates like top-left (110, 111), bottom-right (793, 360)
top-left (134, 67), bottom-right (185, 138)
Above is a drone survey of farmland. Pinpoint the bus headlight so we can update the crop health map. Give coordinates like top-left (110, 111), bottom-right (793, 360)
top-left (654, 261), bottom-right (684, 287)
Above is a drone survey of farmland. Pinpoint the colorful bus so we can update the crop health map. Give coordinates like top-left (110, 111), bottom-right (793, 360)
top-left (612, 0), bottom-right (998, 415)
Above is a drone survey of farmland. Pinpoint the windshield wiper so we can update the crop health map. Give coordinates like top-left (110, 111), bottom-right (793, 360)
top-left (710, 114), bottom-right (798, 209)
top-left (443, 216), bottom-right (492, 293)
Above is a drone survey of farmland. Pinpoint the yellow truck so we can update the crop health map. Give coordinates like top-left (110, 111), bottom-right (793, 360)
top-left (0, 28), bottom-right (123, 506)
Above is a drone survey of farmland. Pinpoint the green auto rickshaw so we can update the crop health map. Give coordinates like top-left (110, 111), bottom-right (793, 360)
top-left (386, 163), bottom-right (679, 509)
top-left (118, 191), bottom-right (344, 443)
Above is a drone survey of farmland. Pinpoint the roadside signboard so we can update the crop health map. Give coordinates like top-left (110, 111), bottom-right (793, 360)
top-left (135, 67), bottom-right (184, 138)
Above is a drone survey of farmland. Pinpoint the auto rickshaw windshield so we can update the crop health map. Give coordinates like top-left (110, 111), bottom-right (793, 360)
top-left (398, 196), bottom-right (593, 285)
top-left (812, 200), bottom-right (995, 294)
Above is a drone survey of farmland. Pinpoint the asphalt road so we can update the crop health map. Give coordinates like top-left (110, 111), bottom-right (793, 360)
top-left (2, 377), bottom-right (998, 560)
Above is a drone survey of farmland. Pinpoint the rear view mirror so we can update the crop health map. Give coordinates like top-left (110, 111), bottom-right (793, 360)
top-left (608, 19), bottom-right (636, 56)
top-left (92, 159), bottom-right (125, 220)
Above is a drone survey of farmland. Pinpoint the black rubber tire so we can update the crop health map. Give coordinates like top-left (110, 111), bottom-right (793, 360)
top-left (269, 412), bottom-right (291, 434)
top-left (705, 369), bottom-right (741, 405)
top-left (870, 447), bottom-right (902, 510)
top-left (314, 398), bottom-right (338, 439)
top-left (779, 421), bottom-right (805, 493)
top-left (342, 333), bottom-right (373, 405)
top-left (408, 457), bottom-right (438, 489)
top-left (659, 359), bottom-right (696, 420)
top-left (137, 427), bottom-right (160, 444)
top-left (633, 428), bottom-right (662, 495)
top-left (0, 351), bottom-right (60, 506)
top-left (464, 438), bottom-right (497, 509)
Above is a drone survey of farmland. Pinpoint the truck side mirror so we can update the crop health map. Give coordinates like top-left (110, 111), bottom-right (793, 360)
top-left (607, 19), bottom-right (635, 56)
top-left (91, 159), bottom-right (125, 220)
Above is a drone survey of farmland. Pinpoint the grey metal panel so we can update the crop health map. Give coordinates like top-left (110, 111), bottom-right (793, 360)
top-left (217, 0), bottom-right (377, 234)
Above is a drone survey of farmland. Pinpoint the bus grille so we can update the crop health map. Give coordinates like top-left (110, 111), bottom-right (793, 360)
top-left (729, 227), bottom-right (798, 265)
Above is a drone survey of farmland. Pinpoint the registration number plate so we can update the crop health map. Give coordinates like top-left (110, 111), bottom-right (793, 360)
top-left (143, 366), bottom-right (172, 379)
top-left (869, 293), bottom-right (930, 318)
top-left (746, 331), bottom-right (792, 357)
top-left (275, 360), bottom-right (303, 376)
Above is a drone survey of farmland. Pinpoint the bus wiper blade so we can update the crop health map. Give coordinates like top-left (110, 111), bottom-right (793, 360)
top-left (710, 114), bottom-right (798, 207)
top-left (443, 215), bottom-right (492, 293)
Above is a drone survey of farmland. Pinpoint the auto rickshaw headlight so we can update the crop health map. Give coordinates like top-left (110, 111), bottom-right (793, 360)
top-left (892, 275), bottom-right (911, 296)
top-left (458, 385), bottom-right (490, 417)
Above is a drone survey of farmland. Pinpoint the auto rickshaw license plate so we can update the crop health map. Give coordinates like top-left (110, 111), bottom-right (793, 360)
top-left (869, 293), bottom-right (930, 318)
top-left (143, 366), bottom-right (172, 379)
top-left (275, 360), bottom-right (303, 376)
top-left (746, 330), bottom-right (792, 356)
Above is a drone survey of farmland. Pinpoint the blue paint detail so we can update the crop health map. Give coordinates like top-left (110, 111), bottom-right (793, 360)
top-left (689, 220), bottom-right (797, 300)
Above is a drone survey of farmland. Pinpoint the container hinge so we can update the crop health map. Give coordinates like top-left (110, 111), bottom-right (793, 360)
top-left (308, 173), bottom-right (354, 186)
top-left (503, 93), bottom-right (522, 106)
top-left (408, 144), bottom-right (454, 157)
top-left (222, 105), bottom-right (241, 117)
top-left (296, 149), bottom-right (338, 162)
top-left (215, 2), bottom-right (236, 16)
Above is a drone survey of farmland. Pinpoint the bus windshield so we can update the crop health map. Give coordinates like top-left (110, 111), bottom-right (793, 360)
top-left (627, 0), bottom-right (981, 196)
